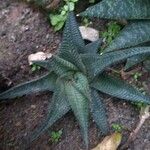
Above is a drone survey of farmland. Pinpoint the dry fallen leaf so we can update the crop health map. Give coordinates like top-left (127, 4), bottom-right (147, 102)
top-left (92, 132), bottom-right (122, 150)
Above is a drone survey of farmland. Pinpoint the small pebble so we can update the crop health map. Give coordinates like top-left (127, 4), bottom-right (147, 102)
top-left (21, 25), bottom-right (30, 32)
top-left (9, 33), bottom-right (17, 42)
top-left (31, 105), bottom-right (36, 109)
top-left (28, 51), bottom-right (52, 65)
top-left (46, 34), bottom-right (50, 39)
top-left (15, 122), bottom-right (21, 127)
top-left (79, 26), bottom-right (99, 42)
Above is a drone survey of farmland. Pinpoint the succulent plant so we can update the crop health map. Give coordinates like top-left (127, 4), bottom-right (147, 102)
top-left (0, 12), bottom-right (150, 148)
top-left (80, 0), bottom-right (150, 70)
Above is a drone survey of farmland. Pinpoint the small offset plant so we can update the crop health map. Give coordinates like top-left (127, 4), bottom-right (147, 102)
top-left (50, 130), bottom-right (63, 143)
top-left (80, 0), bottom-right (150, 70)
top-left (112, 123), bottom-right (124, 132)
top-left (50, 0), bottom-right (78, 31)
top-left (132, 72), bottom-right (142, 82)
top-left (101, 21), bottom-right (121, 50)
top-left (31, 64), bottom-right (41, 72)
top-left (132, 101), bottom-right (147, 110)
top-left (81, 18), bottom-right (92, 27)
top-left (0, 12), bottom-right (150, 148)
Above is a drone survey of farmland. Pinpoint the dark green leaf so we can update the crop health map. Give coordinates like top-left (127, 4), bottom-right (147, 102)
top-left (85, 39), bottom-right (102, 54)
top-left (143, 58), bottom-right (150, 72)
top-left (90, 89), bottom-right (108, 134)
top-left (0, 73), bottom-right (57, 101)
top-left (51, 55), bottom-right (78, 76)
top-left (125, 55), bottom-right (147, 70)
top-left (105, 21), bottom-right (150, 52)
top-left (80, 0), bottom-right (150, 20)
top-left (33, 60), bottom-right (52, 71)
top-left (81, 47), bottom-right (150, 78)
top-left (30, 87), bottom-right (70, 142)
top-left (124, 41), bottom-right (150, 70)
top-left (65, 73), bottom-right (90, 148)
top-left (58, 12), bottom-right (86, 73)
top-left (59, 47), bottom-right (86, 73)
top-left (91, 74), bottom-right (150, 104)
top-left (60, 12), bottom-right (85, 54)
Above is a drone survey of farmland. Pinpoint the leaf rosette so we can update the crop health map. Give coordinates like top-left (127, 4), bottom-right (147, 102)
top-left (0, 12), bottom-right (150, 148)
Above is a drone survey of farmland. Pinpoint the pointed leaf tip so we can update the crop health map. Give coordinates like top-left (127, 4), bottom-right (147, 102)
top-left (29, 86), bottom-right (70, 143)
top-left (105, 21), bottom-right (150, 52)
top-left (91, 74), bottom-right (150, 104)
top-left (0, 73), bottom-right (56, 102)
top-left (91, 89), bottom-right (109, 134)
top-left (64, 72), bottom-right (90, 147)
top-left (80, 0), bottom-right (150, 20)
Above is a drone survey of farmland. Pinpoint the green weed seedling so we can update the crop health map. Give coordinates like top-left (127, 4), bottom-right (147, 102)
top-left (132, 101), bottom-right (147, 110)
top-left (50, 0), bottom-right (79, 31)
top-left (82, 18), bottom-right (92, 27)
top-left (112, 123), bottom-right (124, 132)
top-left (132, 72), bottom-right (142, 82)
top-left (50, 130), bottom-right (63, 143)
top-left (31, 64), bottom-right (41, 72)
top-left (101, 21), bottom-right (121, 51)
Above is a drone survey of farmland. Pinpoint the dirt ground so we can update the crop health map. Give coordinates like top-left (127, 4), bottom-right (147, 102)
top-left (0, 0), bottom-right (150, 150)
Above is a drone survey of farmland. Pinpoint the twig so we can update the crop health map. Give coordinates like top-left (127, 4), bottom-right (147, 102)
top-left (121, 105), bottom-right (150, 149)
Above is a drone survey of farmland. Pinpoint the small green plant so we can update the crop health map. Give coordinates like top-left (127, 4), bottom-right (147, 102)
top-left (50, 130), bottom-right (63, 143)
top-left (82, 18), bottom-right (92, 27)
top-left (50, 0), bottom-right (78, 31)
top-left (132, 101), bottom-right (147, 110)
top-left (112, 123), bottom-right (124, 132)
top-left (31, 64), bottom-right (41, 72)
top-left (102, 21), bottom-right (121, 47)
top-left (132, 72), bottom-right (142, 81)
top-left (100, 21), bottom-right (121, 53)
top-left (0, 12), bottom-right (150, 148)
top-left (80, 0), bottom-right (150, 68)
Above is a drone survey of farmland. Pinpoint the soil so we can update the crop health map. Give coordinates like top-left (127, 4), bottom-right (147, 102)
top-left (0, 0), bottom-right (150, 150)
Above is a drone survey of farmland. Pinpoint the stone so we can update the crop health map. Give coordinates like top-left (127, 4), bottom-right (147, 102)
top-left (28, 52), bottom-right (52, 65)
top-left (79, 26), bottom-right (99, 42)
